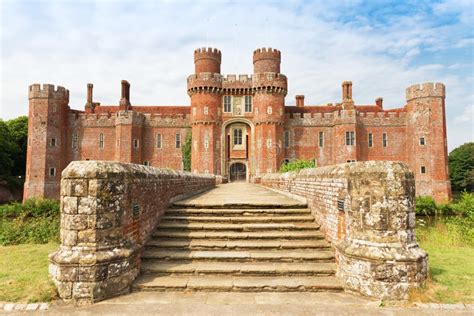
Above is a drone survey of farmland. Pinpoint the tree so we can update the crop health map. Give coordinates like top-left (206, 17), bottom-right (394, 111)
top-left (6, 116), bottom-right (28, 176)
top-left (182, 130), bottom-right (192, 171)
top-left (449, 142), bottom-right (474, 192)
top-left (0, 120), bottom-right (16, 176)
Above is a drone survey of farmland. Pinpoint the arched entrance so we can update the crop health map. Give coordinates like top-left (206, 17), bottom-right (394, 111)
top-left (230, 163), bottom-right (246, 182)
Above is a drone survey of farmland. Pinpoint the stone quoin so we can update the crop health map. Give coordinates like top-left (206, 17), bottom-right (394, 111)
top-left (24, 47), bottom-right (451, 202)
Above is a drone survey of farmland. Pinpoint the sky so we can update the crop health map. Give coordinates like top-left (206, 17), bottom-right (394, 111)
top-left (0, 0), bottom-right (473, 151)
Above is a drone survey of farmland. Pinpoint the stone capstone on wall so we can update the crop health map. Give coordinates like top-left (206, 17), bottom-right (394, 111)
top-left (261, 161), bottom-right (427, 300)
top-left (49, 161), bottom-right (215, 305)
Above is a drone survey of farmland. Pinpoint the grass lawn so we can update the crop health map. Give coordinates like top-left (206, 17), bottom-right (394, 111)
top-left (414, 222), bottom-right (474, 303)
top-left (0, 242), bottom-right (58, 303)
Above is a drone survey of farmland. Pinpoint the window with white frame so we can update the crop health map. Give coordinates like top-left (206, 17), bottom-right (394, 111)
top-left (382, 133), bottom-right (388, 147)
top-left (204, 107), bottom-right (208, 115)
top-left (419, 137), bottom-right (426, 146)
top-left (267, 138), bottom-right (272, 148)
top-left (223, 96), bottom-right (232, 112)
top-left (99, 133), bottom-right (104, 148)
top-left (50, 138), bottom-right (57, 147)
top-left (156, 133), bottom-right (162, 148)
top-left (233, 128), bottom-right (243, 145)
top-left (175, 133), bottom-right (181, 149)
top-left (421, 166), bottom-right (426, 174)
top-left (267, 106), bottom-right (272, 114)
top-left (245, 95), bottom-right (252, 112)
top-left (345, 131), bottom-right (355, 146)
top-left (143, 161), bottom-right (150, 166)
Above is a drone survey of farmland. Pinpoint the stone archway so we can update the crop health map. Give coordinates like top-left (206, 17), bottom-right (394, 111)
top-left (229, 162), bottom-right (247, 182)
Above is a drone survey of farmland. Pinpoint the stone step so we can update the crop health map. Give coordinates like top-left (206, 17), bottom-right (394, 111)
top-left (155, 222), bottom-right (320, 231)
top-left (171, 202), bottom-right (308, 209)
top-left (151, 230), bottom-right (325, 240)
top-left (141, 249), bottom-right (335, 262)
top-left (166, 208), bottom-right (311, 216)
top-left (146, 239), bottom-right (331, 250)
top-left (133, 275), bottom-right (343, 292)
top-left (161, 215), bottom-right (315, 223)
top-left (140, 261), bottom-right (336, 276)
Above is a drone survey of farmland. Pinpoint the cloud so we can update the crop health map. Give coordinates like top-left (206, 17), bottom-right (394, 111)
top-left (0, 0), bottom-right (473, 151)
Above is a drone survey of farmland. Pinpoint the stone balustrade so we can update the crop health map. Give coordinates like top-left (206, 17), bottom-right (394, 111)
top-left (49, 161), bottom-right (215, 305)
top-left (261, 161), bottom-right (427, 300)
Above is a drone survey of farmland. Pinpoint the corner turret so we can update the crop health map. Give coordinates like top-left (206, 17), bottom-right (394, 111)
top-left (253, 47), bottom-right (281, 74)
top-left (194, 47), bottom-right (222, 74)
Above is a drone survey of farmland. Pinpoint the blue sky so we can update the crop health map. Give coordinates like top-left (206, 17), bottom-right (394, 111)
top-left (0, 0), bottom-right (472, 151)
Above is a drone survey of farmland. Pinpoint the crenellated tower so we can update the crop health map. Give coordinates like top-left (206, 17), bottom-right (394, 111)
top-left (188, 48), bottom-right (223, 174)
top-left (24, 84), bottom-right (70, 200)
top-left (252, 48), bottom-right (287, 175)
top-left (405, 82), bottom-right (451, 201)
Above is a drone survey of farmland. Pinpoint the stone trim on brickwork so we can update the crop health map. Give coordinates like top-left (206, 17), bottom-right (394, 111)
top-left (49, 161), bottom-right (215, 305)
top-left (261, 161), bottom-right (428, 300)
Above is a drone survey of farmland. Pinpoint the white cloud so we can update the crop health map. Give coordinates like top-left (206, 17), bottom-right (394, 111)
top-left (0, 0), bottom-right (473, 151)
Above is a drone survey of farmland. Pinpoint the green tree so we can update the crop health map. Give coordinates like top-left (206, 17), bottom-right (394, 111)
top-left (0, 120), bottom-right (16, 175)
top-left (6, 116), bottom-right (28, 176)
top-left (182, 130), bottom-right (192, 171)
top-left (449, 142), bottom-right (474, 192)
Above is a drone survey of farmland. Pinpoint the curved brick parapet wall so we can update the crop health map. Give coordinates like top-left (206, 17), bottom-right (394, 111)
top-left (49, 161), bottom-right (215, 305)
top-left (261, 161), bottom-right (427, 300)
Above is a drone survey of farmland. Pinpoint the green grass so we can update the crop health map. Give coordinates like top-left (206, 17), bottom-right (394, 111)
top-left (414, 222), bottom-right (474, 303)
top-left (0, 242), bottom-right (58, 303)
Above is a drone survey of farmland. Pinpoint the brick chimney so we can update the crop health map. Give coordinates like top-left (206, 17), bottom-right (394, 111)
top-left (296, 95), bottom-right (305, 107)
top-left (342, 81), bottom-right (354, 109)
top-left (119, 80), bottom-right (131, 110)
top-left (85, 83), bottom-right (96, 113)
top-left (376, 97), bottom-right (383, 109)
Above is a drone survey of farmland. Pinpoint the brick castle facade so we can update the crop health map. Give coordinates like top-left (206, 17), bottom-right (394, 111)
top-left (24, 47), bottom-right (451, 202)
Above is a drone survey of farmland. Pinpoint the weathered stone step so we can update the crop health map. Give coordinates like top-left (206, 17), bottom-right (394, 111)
top-left (140, 261), bottom-right (336, 276)
top-left (161, 215), bottom-right (315, 223)
top-left (166, 208), bottom-right (311, 216)
top-left (151, 230), bottom-right (325, 240)
top-left (155, 222), bottom-right (319, 231)
top-left (171, 202), bottom-right (308, 209)
top-left (141, 249), bottom-right (335, 262)
top-left (133, 275), bottom-right (343, 292)
top-left (146, 239), bottom-right (331, 250)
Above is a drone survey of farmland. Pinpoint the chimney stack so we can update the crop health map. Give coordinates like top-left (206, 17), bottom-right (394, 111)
top-left (296, 95), bottom-right (305, 107)
top-left (342, 81), bottom-right (352, 100)
top-left (119, 80), bottom-right (131, 110)
top-left (376, 97), bottom-right (383, 109)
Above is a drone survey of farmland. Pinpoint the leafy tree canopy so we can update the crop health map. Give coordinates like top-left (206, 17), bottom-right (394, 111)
top-left (449, 142), bottom-right (474, 192)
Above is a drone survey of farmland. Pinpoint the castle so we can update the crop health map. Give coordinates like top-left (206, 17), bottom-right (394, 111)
top-left (23, 47), bottom-right (451, 202)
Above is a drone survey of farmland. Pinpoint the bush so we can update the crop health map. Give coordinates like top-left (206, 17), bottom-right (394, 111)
top-left (415, 196), bottom-right (438, 216)
top-left (0, 199), bottom-right (60, 245)
top-left (279, 159), bottom-right (316, 173)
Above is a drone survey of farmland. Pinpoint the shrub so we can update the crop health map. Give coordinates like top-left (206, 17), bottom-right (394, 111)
top-left (415, 196), bottom-right (438, 216)
top-left (279, 159), bottom-right (316, 173)
top-left (0, 199), bottom-right (60, 245)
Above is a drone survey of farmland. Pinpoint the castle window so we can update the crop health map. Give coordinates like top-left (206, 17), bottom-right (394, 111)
top-left (50, 138), bottom-right (57, 147)
top-left (368, 133), bottom-right (373, 148)
top-left (192, 107), bottom-right (196, 116)
top-left (233, 128), bottom-right (243, 145)
top-left (99, 134), bottom-right (104, 149)
top-left (156, 133), bottom-right (162, 149)
top-left (319, 132), bottom-right (324, 147)
top-left (52, 105), bottom-right (57, 113)
top-left (204, 107), bottom-right (208, 115)
top-left (133, 139), bottom-right (139, 149)
top-left (420, 137), bottom-right (425, 146)
top-left (49, 167), bottom-right (56, 177)
top-left (347, 160), bottom-right (356, 163)
top-left (175, 133), bottom-right (181, 149)
top-left (345, 131), bottom-right (355, 146)
top-left (204, 136), bottom-right (209, 149)
top-left (382, 133), bottom-right (388, 147)
top-left (267, 106), bottom-right (272, 114)
top-left (284, 131), bottom-right (290, 148)
top-left (245, 96), bottom-right (252, 112)
top-left (223, 96), bottom-right (232, 112)
top-left (72, 133), bottom-right (78, 149)
top-left (143, 161), bottom-right (150, 166)
top-left (267, 138), bottom-right (272, 148)
top-left (421, 166), bottom-right (426, 174)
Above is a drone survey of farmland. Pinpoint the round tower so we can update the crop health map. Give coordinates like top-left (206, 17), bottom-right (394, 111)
top-left (24, 84), bottom-right (70, 200)
top-left (253, 48), bottom-right (281, 74)
top-left (194, 47), bottom-right (222, 74)
top-left (405, 82), bottom-right (451, 201)
top-left (188, 48), bottom-right (223, 175)
top-left (251, 48), bottom-right (287, 176)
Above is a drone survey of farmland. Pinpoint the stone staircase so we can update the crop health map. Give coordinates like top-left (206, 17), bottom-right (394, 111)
top-left (133, 194), bottom-right (343, 292)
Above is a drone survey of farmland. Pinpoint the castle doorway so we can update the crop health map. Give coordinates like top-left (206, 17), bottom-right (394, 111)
top-left (230, 163), bottom-right (246, 182)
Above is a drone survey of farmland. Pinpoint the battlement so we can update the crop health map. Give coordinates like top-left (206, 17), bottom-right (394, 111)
top-left (253, 47), bottom-right (281, 74)
top-left (406, 82), bottom-right (445, 101)
top-left (194, 47), bottom-right (222, 74)
top-left (194, 47), bottom-right (222, 61)
top-left (29, 83), bottom-right (69, 101)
